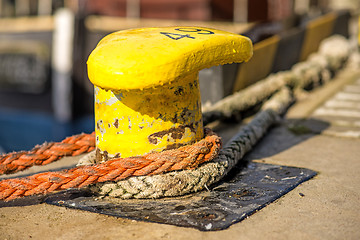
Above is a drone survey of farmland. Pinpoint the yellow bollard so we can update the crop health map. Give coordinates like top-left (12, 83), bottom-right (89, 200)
top-left (87, 27), bottom-right (253, 162)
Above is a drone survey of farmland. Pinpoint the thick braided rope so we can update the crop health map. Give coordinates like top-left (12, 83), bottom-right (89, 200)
top-left (0, 132), bottom-right (96, 175)
top-left (88, 87), bottom-right (293, 199)
top-left (0, 130), bottom-right (221, 201)
top-left (202, 35), bottom-right (352, 125)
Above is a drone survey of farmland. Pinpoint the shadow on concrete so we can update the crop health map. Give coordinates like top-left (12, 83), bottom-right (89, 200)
top-left (243, 117), bottom-right (330, 161)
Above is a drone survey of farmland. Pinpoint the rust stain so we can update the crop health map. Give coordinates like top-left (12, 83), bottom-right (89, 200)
top-left (113, 118), bottom-right (119, 128)
top-left (148, 124), bottom-right (196, 145)
top-left (96, 148), bottom-right (109, 163)
top-left (174, 86), bottom-right (184, 96)
top-left (163, 142), bottom-right (188, 150)
top-left (128, 116), bottom-right (132, 129)
top-left (172, 107), bottom-right (195, 123)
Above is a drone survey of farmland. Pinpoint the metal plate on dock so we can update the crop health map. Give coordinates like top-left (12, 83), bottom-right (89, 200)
top-left (44, 162), bottom-right (317, 231)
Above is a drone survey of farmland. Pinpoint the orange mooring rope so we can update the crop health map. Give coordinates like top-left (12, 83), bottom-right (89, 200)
top-left (0, 132), bottom-right (96, 175)
top-left (0, 129), bottom-right (221, 201)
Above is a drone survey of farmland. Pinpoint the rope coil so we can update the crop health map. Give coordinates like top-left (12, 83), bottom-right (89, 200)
top-left (0, 129), bottom-right (221, 201)
top-left (90, 87), bottom-right (293, 199)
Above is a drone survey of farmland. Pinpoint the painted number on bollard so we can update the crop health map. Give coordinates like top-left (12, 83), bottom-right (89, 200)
top-left (160, 28), bottom-right (215, 40)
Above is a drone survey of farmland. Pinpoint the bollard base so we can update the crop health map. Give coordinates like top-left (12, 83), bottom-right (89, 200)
top-left (44, 162), bottom-right (316, 231)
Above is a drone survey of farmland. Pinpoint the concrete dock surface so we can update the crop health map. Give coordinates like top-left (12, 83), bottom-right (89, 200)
top-left (0, 69), bottom-right (359, 240)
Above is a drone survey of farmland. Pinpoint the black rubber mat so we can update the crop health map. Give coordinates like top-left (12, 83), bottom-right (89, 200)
top-left (43, 162), bottom-right (317, 231)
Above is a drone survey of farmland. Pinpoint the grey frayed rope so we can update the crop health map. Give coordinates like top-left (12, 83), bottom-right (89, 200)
top-left (202, 35), bottom-right (352, 125)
